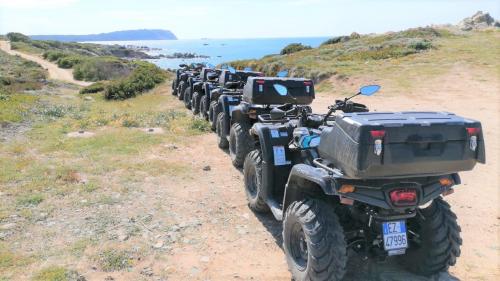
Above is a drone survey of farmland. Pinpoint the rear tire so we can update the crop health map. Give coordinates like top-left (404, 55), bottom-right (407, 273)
top-left (398, 198), bottom-right (462, 276)
top-left (209, 101), bottom-right (219, 131)
top-left (283, 199), bottom-right (347, 281)
top-left (216, 112), bottom-right (229, 149)
top-left (183, 88), bottom-right (192, 109)
top-left (243, 150), bottom-right (269, 213)
top-left (229, 122), bottom-right (254, 168)
top-left (191, 92), bottom-right (201, 115)
top-left (177, 81), bottom-right (186, 100)
top-left (199, 95), bottom-right (209, 120)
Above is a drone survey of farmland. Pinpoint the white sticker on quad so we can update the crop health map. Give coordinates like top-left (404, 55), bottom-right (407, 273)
top-left (273, 146), bottom-right (290, 166)
top-left (259, 85), bottom-right (263, 92)
top-left (270, 129), bottom-right (280, 138)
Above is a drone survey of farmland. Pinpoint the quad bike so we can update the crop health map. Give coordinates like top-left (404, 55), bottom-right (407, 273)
top-left (191, 68), bottom-right (221, 116)
top-left (219, 72), bottom-right (315, 168)
top-left (243, 85), bottom-right (485, 281)
top-left (177, 70), bottom-right (200, 102)
top-left (207, 68), bottom-right (263, 128)
top-left (172, 63), bottom-right (203, 97)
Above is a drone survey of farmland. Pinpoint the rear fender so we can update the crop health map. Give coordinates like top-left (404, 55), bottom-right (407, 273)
top-left (283, 164), bottom-right (337, 212)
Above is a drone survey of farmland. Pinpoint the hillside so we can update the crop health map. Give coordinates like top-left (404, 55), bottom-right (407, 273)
top-left (29, 29), bottom-right (177, 42)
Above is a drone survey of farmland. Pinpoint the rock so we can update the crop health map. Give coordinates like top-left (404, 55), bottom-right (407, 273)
top-left (153, 240), bottom-right (164, 249)
top-left (118, 233), bottom-right (129, 242)
top-left (458, 11), bottom-right (498, 31)
top-left (203, 165), bottom-right (211, 171)
top-left (0, 223), bottom-right (16, 230)
top-left (350, 32), bottom-right (361, 39)
top-left (140, 267), bottom-right (154, 277)
top-left (84, 96), bottom-right (94, 101)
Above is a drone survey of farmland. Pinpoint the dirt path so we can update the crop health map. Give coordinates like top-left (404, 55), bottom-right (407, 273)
top-left (0, 40), bottom-right (91, 87)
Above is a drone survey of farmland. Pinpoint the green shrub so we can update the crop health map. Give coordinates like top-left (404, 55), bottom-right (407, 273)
top-left (280, 43), bottom-right (312, 55)
top-left (33, 266), bottom-right (83, 281)
top-left (42, 51), bottom-right (68, 62)
top-left (79, 82), bottom-right (107, 94)
top-left (6, 32), bottom-right (30, 43)
top-left (409, 40), bottom-right (433, 50)
top-left (321, 36), bottom-right (351, 46)
top-left (73, 57), bottom-right (132, 82)
top-left (57, 55), bottom-right (83, 68)
top-left (104, 62), bottom-right (166, 100)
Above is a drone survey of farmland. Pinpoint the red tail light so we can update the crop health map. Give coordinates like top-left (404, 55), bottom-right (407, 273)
top-left (370, 130), bottom-right (386, 139)
top-left (389, 189), bottom-right (417, 206)
top-left (466, 127), bottom-right (481, 136)
top-left (256, 80), bottom-right (265, 84)
top-left (304, 81), bottom-right (312, 86)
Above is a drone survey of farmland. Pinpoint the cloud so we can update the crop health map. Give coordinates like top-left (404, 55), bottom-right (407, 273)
top-left (0, 0), bottom-right (78, 9)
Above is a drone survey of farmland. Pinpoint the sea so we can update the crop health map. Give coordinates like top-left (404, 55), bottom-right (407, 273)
top-left (87, 37), bottom-right (330, 70)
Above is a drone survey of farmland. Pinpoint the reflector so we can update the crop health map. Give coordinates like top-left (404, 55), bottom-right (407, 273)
top-left (389, 189), bottom-right (417, 206)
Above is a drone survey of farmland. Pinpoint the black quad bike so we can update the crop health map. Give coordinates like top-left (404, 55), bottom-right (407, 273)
top-left (172, 63), bottom-right (204, 97)
top-left (242, 85), bottom-right (485, 281)
top-left (176, 70), bottom-right (200, 102)
top-left (207, 69), bottom-right (263, 127)
top-left (218, 76), bottom-right (315, 168)
top-left (191, 69), bottom-right (221, 115)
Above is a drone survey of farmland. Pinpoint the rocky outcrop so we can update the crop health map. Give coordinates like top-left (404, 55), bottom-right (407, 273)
top-left (458, 11), bottom-right (499, 31)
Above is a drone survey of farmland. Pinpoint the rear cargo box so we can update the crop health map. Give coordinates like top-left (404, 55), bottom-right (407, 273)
top-left (219, 70), bottom-right (263, 85)
top-left (318, 112), bottom-right (485, 179)
top-left (243, 77), bottom-right (314, 105)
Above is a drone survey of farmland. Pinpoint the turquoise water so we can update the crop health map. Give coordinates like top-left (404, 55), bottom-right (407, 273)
top-left (90, 37), bottom-right (329, 69)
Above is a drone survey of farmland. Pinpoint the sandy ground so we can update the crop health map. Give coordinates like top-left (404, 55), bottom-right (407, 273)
top-left (2, 56), bottom-right (498, 280)
top-left (0, 40), bottom-right (92, 87)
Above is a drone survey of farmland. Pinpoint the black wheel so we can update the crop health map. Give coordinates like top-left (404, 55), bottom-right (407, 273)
top-left (283, 199), bottom-right (347, 281)
top-left (398, 198), bottom-right (462, 276)
top-left (191, 92), bottom-right (201, 115)
top-left (216, 112), bottom-right (229, 149)
top-left (243, 150), bottom-right (269, 213)
top-left (177, 81), bottom-right (186, 100)
top-left (199, 95), bottom-right (209, 120)
top-left (183, 87), bottom-right (192, 109)
top-left (229, 122), bottom-right (254, 168)
top-left (209, 101), bottom-right (219, 131)
top-left (171, 80), bottom-right (177, 96)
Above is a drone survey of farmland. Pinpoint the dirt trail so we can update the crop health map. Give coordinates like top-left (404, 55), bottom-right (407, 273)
top-left (0, 40), bottom-right (91, 87)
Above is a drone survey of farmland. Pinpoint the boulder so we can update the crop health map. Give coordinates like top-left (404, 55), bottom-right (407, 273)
top-left (458, 11), bottom-right (498, 31)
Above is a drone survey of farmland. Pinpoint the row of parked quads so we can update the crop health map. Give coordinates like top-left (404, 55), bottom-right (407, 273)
top-left (171, 63), bottom-right (485, 281)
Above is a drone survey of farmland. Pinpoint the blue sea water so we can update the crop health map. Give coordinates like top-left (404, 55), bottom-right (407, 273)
top-left (88, 37), bottom-right (329, 69)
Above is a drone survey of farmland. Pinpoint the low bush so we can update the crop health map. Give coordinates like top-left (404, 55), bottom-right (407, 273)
top-left (6, 32), bottom-right (30, 43)
top-left (57, 55), bottom-right (84, 68)
top-left (280, 43), bottom-right (312, 55)
top-left (42, 51), bottom-right (68, 62)
top-left (321, 36), bottom-right (351, 46)
top-left (73, 57), bottom-right (132, 82)
top-left (104, 62), bottom-right (166, 100)
top-left (79, 82), bottom-right (107, 94)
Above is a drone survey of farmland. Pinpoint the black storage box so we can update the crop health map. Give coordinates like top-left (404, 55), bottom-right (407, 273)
top-left (318, 111), bottom-right (485, 179)
top-left (243, 77), bottom-right (314, 105)
top-left (219, 70), bottom-right (263, 85)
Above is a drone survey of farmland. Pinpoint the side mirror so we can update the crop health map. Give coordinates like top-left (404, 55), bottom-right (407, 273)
top-left (273, 84), bottom-right (288, 96)
top-left (359, 85), bottom-right (381, 96)
top-left (277, 70), bottom-right (288, 78)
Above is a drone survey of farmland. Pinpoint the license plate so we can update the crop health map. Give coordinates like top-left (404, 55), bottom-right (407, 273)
top-left (382, 220), bottom-right (408, 252)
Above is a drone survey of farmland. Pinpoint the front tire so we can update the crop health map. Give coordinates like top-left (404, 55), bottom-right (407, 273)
top-left (283, 199), bottom-right (347, 281)
top-left (171, 80), bottom-right (177, 95)
top-left (216, 112), bottom-right (229, 149)
top-left (177, 81), bottom-right (186, 100)
top-left (199, 95), bottom-right (209, 120)
top-left (398, 198), bottom-right (462, 276)
top-left (191, 92), bottom-right (201, 115)
top-left (243, 150), bottom-right (269, 213)
top-left (183, 88), bottom-right (192, 109)
top-left (229, 122), bottom-right (254, 168)
top-left (209, 101), bottom-right (219, 131)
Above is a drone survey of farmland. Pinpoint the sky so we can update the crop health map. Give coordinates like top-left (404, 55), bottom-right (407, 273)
top-left (0, 0), bottom-right (498, 39)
